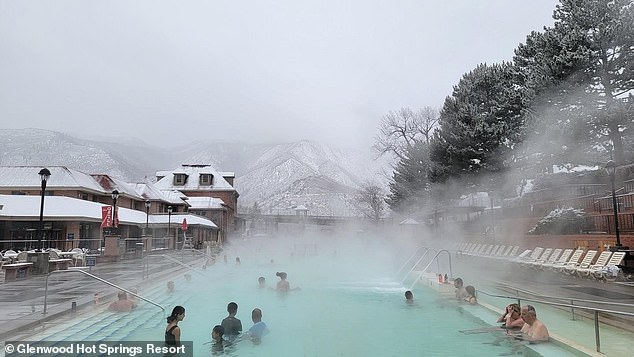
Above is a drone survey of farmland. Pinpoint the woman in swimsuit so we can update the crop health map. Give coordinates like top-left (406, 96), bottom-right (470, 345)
top-left (276, 272), bottom-right (300, 292)
top-left (165, 306), bottom-right (185, 346)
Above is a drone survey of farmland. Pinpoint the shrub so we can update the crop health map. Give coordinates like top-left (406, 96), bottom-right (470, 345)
top-left (529, 207), bottom-right (588, 235)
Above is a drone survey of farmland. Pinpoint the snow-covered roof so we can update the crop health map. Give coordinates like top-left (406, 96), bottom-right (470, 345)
top-left (0, 166), bottom-right (105, 193)
top-left (154, 165), bottom-right (236, 192)
top-left (399, 218), bottom-right (420, 225)
top-left (0, 194), bottom-right (217, 228)
top-left (186, 196), bottom-right (225, 210)
top-left (91, 174), bottom-right (144, 200)
top-left (133, 181), bottom-right (178, 203)
top-left (161, 190), bottom-right (191, 205)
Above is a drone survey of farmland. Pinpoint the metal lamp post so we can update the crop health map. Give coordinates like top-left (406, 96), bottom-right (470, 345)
top-left (167, 206), bottom-right (173, 244)
top-left (145, 200), bottom-right (151, 232)
top-left (605, 160), bottom-right (621, 248)
top-left (37, 168), bottom-right (51, 252)
top-left (111, 190), bottom-right (120, 234)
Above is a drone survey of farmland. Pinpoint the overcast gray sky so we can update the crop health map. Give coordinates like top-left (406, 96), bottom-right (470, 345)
top-left (1, 0), bottom-right (557, 150)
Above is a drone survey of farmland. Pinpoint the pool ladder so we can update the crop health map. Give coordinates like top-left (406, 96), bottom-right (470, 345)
top-left (395, 247), bottom-right (453, 288)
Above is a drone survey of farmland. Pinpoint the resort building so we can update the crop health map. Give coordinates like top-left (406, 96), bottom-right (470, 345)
top-left (0, 165), bottom-right (238, 253)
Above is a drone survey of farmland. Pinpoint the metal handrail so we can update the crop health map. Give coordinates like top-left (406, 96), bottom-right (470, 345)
top-left (478, 289), bottom-right (634, 353)
top-left (409, 250), bottom-right (453, 290)
top-left (496, 283), bottom-right (634, 309)
top-left (400, 248), bottom-right (436, 285)
top-left (43, 269), bottom-right (164, 315)
top-left (394, 246), bottom-right (429, 279)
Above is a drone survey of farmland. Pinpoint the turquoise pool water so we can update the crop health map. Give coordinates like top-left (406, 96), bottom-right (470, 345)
top-left (13, 239), bottom-right (583, 356)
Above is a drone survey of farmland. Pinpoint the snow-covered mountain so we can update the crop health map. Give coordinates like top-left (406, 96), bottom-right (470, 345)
top-left (233, 140), bottom-right (390, 215)
top-left (0, 129), bottom-right (392, 216)
top-left (0, 129), bottom-right (165, 180)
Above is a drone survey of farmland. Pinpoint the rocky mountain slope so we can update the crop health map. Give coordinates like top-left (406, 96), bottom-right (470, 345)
top-left (0, 129), bottom-right (391, 216)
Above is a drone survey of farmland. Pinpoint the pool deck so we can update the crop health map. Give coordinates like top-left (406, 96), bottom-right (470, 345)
top-left (0, 250), bottom-right (205, 341)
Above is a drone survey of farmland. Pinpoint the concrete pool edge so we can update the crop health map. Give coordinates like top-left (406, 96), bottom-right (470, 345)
top-left (413, 272), bottom-right (603, 357)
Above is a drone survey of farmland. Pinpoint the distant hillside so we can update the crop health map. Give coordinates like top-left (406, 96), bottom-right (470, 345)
top-left (0, 129), bottom-right (392, 216)
top-left (0, 129), bottom-right (164, 180)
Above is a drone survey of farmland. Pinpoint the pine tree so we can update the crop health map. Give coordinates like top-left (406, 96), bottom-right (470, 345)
top-left (429, 63), bottom-right (528, 194)
top-left (514, 0), bottom-right (634, 164)
top-left (386, 141), bottom-right (432, 213)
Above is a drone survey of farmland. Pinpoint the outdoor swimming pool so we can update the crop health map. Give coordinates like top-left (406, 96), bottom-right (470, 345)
top-left (11, 238), bottom-right (583, 356)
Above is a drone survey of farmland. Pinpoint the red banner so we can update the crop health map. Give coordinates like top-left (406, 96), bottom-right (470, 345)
top-left (181, 218), bottom-right (188, 231)
top-left (101, 206), bottom-right (112, 228)
top-left (101, 206), bottom-right (119, 228)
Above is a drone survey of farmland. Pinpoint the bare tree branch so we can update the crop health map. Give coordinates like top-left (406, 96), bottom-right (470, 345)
top-left (373, 106), bottom-right (439, 159)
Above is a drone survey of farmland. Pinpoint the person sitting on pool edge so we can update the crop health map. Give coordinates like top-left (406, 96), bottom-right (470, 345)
top-left (405, 290), bottom-right (414, 303)
top-left (464, 286), bottom-right (477, 305)
top-left (108, 291), bottom-right (137, 312)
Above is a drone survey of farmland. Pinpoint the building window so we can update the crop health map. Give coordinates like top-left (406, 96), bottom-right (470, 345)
top-left (173, 174), bottom-right (188, 186)
top-left (200, 174), bottom-right (213, 186)
top-left (11, 191), bottom-right (26, 195)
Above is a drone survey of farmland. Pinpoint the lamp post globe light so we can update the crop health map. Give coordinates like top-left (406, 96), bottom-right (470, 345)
top-left (37, 168), bottom-right (51, 252)
top-left (605, 160), bottom-right (621, 248)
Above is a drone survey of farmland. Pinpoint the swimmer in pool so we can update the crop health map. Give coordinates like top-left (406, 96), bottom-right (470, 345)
top-left (275, 272), bottom-right (300, 292)
top-left (405, 290), bottom-right (414, 303)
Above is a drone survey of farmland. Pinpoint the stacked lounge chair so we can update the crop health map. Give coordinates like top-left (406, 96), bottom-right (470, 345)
top-left (532, 248), bottom-right (562, 270)
top-left (564, 250), bottom-right (597, 275)
top-left (553, 249), bottom-right (585, 272)
top-left (518, 247), bottom-right (545, 267)
top-left (525, 248), bottom-right (553, 268)
top-left (576, 250), bottom-right (612, 277)
top-left (542, 248), bottom-right (573, 270)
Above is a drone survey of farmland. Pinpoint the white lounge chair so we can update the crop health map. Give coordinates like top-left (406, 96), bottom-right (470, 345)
top-left (593, 252), bottom-right (626, 280)
top-left (542, 249), bottom-right (573, 270)
top-left (533, 248), bottom-right (562, 269)
top-left (512, 249), bottom-right (533, 263)
top-left (71, 248), bottom-right (86, 266)
top-left (526, 248), bottom-right (554, 268)
top-left (552, 249), bottom-right (584, 271)
top-left (564, 250), bottom-right (597, 275)
top-left (576, 251), bottom-right (612, 277)
top-left (518, 247), bottom-right (545, 267)
top-left (506, 246), bottom-right (519, 258)
top-left (483, 245), bottom-right (498, 257)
